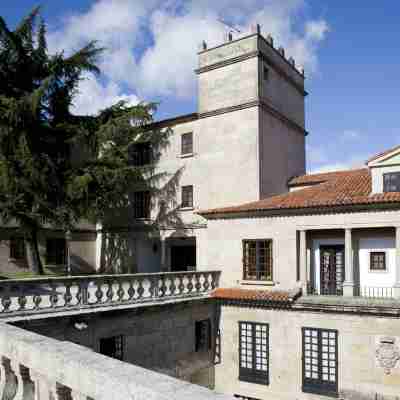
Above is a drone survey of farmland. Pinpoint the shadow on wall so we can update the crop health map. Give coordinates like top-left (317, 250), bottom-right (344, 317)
top-left (99, 164), bottom-right (187, 274)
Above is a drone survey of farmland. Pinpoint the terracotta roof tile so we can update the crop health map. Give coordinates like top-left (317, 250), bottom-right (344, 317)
top-left (199, 168), bottom-right (400, 216)
top-left (212, 288), bottom-right (296, 303)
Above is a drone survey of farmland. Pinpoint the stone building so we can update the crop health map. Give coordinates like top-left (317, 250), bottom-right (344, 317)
top-left (2, 23), bottom-right (400, 400)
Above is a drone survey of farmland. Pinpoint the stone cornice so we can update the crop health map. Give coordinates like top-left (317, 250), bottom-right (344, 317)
top-left (198, 99), bottom-right (307, 136)
top-left (195, 50), bottom-right (307, 97)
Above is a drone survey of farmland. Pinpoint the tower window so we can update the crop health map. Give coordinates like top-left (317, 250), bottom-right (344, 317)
top-left (181, 185), bottom-right (193, 208)
top-left (181, 132), bottom-right (193, 155)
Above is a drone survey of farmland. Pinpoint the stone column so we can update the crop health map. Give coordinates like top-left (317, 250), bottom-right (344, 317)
top-left (394, 226), bottom-right (400, 298)
top-left (343, 228), bottom-right (354, 296)
top-left (160, 237), bottom-right (167, 272)
top-left (299, 230), bottom-right (308, 294)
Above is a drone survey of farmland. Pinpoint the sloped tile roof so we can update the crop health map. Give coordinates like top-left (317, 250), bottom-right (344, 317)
top-left (212, 288), bottom-right (297, 304)
top-left (367, 144), bottom-right (400, 164)
top-left (199, 168), bottom-right (400, 216)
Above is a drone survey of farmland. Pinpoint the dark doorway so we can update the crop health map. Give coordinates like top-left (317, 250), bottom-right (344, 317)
top-left (320, 245), bottom-right (345, 295)
top-left (170, 245), bottom-right (196, 272)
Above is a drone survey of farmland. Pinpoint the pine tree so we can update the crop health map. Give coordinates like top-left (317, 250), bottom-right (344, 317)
top-left (0, 8), bottom-right (169, 274)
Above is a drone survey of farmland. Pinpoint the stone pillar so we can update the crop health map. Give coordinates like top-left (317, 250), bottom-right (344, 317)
top-left (161, 237), bottom-right (167, 272)
top-left (343, 228), bottom-right (354, 296)
top-left (394, 226), bottom-right (400, 298)
top-left (299, 230), bottom-right (308, 294)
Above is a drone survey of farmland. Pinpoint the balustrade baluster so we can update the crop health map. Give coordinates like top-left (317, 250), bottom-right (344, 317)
top-left (64, 282), bottom-right (73, 307)
top-left (17, 284), bottom-right (27, 311)
top-left (187, 273), bottom-right (194, 294)
top-left (1, 285), bottom-right (12, 313)
top-left (170, 276), bottom-right (177, 296)
top-left (159, 276), bottom-right (166, 297)
top-left (95, 280), bottom-right (104, 304)
top-left (203, 273), bottom-right (210, 291)
top-left (0, 357), bottom-right (17, 400)
top-left (194, 273), bottom-right (201, 292)
top-left (106, 279), bottom-right (114, 302)
top-left (56, 383), bottom-right (73, 400)
top-left (137, 277), bottom-right (145, 299)
top-left (11, 362), bottom-right (34, 400)
top-left (178, 274), bottom-right (185, 294)
top-left (117, 279), bottom-right (125, 302)
top-left (127, 279), bottom-right (135, 300)
top-left (50, 282), bottom-right (59, 308)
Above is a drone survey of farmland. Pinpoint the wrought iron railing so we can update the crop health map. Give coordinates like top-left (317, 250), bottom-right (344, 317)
top-left (357, 286), bottom-right (395, 299)
top-left (0, 271), bottom-right (221, 318)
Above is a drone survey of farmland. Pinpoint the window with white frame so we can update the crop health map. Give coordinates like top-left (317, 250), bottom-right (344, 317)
top-left (239, 321), bottom-right (269, 385)
top-left (370, 251), bottom-right (386, 271)
top-left (302, 327), bottom-right (338, 397)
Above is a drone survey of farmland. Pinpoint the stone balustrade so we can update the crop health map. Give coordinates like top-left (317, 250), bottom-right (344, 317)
top-left (0, 322), bottom-right (233, 400)
top-left (0, 271), bottom-right (221, 318)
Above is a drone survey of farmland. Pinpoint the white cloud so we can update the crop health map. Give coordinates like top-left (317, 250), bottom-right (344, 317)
top-left (72, 73), bottom-right (139, 116)
top-left (48, 0), bottom-right (330, 110)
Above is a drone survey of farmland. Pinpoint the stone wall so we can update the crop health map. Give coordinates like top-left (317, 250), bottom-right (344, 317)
top-left (15, 299), bottom-right (218, 387)
top-left (215, 305), bottom-right (400, 400)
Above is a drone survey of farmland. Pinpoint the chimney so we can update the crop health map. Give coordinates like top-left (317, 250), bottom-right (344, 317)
top-left (266, 34), bottom-right (274, 47)
top-left (278, 47), bottom-right (285, 57)
top-left (201, 40), bottom-right (207, 51)
top-left (288, 57), bottom-right (295, 67)
top-left (228, 32), bottom-right (233, 41)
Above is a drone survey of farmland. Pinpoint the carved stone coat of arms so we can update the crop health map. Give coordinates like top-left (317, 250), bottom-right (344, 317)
top-left (376, 337), bottom-right (400, 375)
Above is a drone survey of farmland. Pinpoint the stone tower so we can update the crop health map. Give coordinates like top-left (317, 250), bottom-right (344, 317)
top-left (196, 25), bottom-right (306, 199)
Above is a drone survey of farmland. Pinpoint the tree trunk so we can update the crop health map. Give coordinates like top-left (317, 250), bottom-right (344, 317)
top-left (25, 228), bottom-right (44, 275)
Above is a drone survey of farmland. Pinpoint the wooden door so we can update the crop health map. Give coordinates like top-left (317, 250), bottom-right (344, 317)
top-left (320, 245), bottom-right (345, 295)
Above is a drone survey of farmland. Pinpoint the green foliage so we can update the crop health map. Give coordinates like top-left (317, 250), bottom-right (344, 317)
top-left (0, 7), bottom-right (169, 273)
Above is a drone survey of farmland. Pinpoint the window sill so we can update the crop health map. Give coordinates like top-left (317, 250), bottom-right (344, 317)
top-left (179, 153), bottom-right (195, 159)
top-left (240, 280), bottom-right (275, 286)
top-left (179, 207), bottom-right (194, 211)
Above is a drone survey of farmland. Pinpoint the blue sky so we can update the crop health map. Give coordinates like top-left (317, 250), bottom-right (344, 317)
top-left (2, 1), bottom-right (400, 172)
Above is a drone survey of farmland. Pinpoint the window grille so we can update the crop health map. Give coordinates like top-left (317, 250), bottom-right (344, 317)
top-left (302, 327), bottom-right (338, 397)
top-left (243, 240), bottom-right (273, 281)
top-left (181, 132), bottom-right (193, 155)
top-left (239, 322), bottom-right (269, 385)
top-left (181, 185), bottom-right (193, 208)
top-left (195, 319), bottom-right (211, 352)
top-left (383, 172), bottom-right (400, 192)
top-left (9, 237), bottom-right (25, 260)
top-left (46, 238), bottom-right (66, 265)
top-left (99, 335), bottom-right (123, 360)
top-left (370, 252), bottom-right (386, 271)
top-left (133, 191), bottom-right (151, 219)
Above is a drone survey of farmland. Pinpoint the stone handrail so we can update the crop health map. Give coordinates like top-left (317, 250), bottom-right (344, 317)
top-left (0, 271), bottom-right (221, 318)
top-left (0, 322), bottom-right (233, 400)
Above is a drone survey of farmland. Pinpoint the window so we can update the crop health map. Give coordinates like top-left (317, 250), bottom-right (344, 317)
top-left (195, 319), bottom-right (211, 352)
top-left (99, 335), bottom-right (123, 360)
top-left (46, 238), bottom-right (66, 265)
top-left (370, 252), bottom-right (386, 271)
top-left (181, 185), bottom-right (193, 208)
top-left (383, 172), bottom-right (400, 192)
top-left (133, 191), bottom-right (151, 219)
top-left (243, 240), bottom-right (273, 281)
top-left (181, 132), bottom-right (193, 155)
top-left (131, 142), bottom-right (152, 166)
top-left (302, 327), bottom-right (338, 397)
top-left (239, 322), bottom-right (269, 385)
top-left (263, 66), bottom-right (269, 81)
top-left (9, 237), bottom-right (25, 260)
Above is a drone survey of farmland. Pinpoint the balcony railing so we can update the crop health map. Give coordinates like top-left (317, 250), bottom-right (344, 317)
top-left (0, 322), bottom-right (233, 400)
top-left (0, 271), bottom-right (221, 318)
top-left (306, 283), bottom-right (396, 299)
